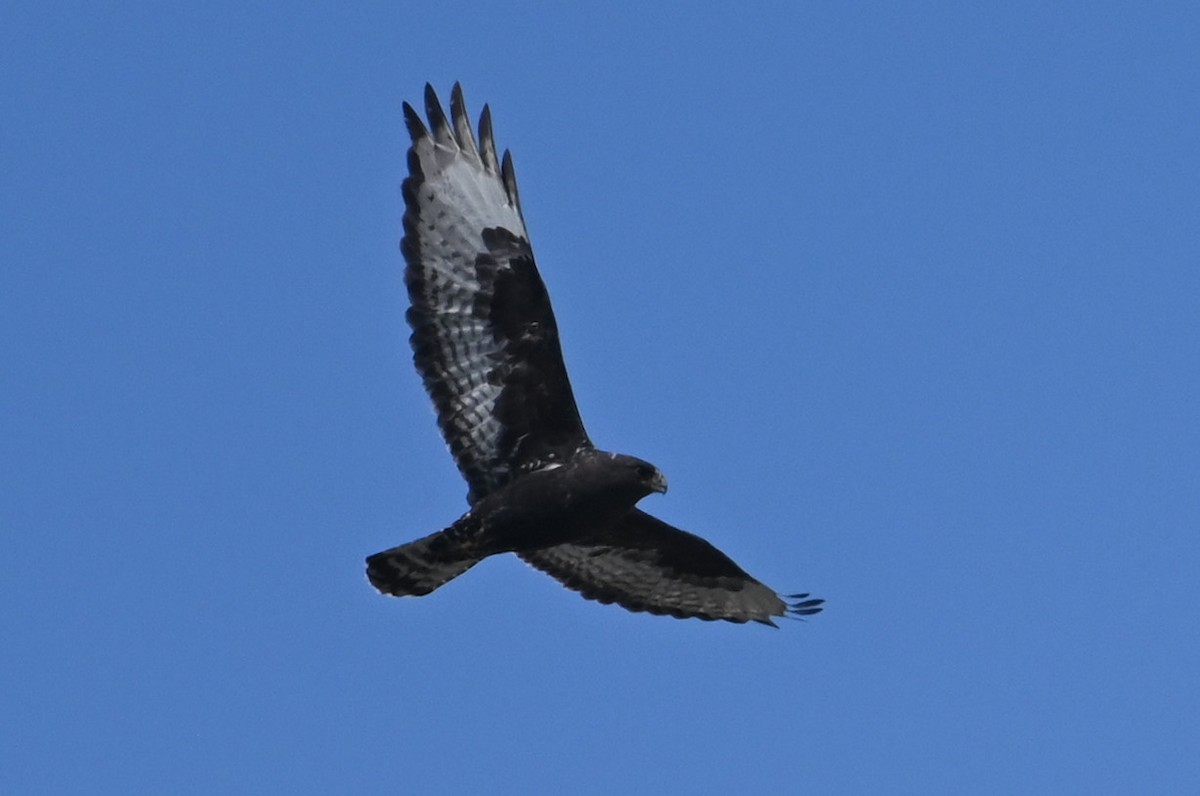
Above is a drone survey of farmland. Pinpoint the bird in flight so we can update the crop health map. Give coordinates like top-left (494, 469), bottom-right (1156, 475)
top-left (365, 84), bottom-right (824, 625)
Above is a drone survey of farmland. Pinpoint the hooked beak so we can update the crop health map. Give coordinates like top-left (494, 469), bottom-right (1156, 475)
top-left (650, 470), bottom-right (669, 495)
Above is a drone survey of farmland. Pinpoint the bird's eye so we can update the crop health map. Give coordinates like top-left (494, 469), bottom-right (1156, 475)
top-left (637, 464), bottom-right (655, 480)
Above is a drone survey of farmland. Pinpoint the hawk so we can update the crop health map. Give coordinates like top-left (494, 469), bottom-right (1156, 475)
top-left (366, 84), bottom-right (824, 626)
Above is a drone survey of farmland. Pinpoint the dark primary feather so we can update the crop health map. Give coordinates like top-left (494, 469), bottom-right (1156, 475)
top-left (368, 84), bottom-right (824, 627)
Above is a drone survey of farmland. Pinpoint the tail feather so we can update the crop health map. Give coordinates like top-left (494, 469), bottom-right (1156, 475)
top-left (366, 527), bottom-right (482, 597)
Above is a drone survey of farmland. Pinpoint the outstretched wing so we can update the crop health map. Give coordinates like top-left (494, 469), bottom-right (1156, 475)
top-left (401, 84), bottom-right (590, 503)
top-left (518, 510), bottom-right (824, 626)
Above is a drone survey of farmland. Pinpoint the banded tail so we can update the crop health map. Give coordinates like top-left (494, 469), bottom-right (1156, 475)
top-left (366, 525), bottom-right (483, 597)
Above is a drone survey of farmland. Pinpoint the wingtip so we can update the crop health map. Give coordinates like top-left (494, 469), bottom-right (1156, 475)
top-left (500, 149), bottom-right (524, 220)
top-left (785, 593), bottom-right (826, 618)
top-left (478, 103), bottom-right (500, 173)
top-left (423, 84), bottom-right (454, 146)
top-left (402, 100), bottom-right (428, 141)
top-left (449, 82), bottom-right (479, 157)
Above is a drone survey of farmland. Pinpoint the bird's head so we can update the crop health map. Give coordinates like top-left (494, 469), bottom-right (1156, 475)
top-left (627, 456), bottom-right (668, 496)
top-left (589, 451), bottom-right (668, 502)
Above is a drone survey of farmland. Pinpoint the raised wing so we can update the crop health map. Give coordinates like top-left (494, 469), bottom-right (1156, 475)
top-left (401, 84), bottom-right (590, 503)
top-left (519, 510), bottom-right (825, 626)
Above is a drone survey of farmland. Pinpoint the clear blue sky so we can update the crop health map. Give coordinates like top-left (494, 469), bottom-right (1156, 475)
top-left (4, 3), bottom-right (1198, 793)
